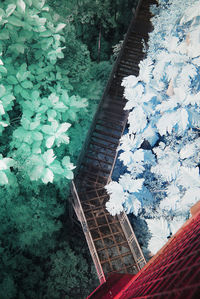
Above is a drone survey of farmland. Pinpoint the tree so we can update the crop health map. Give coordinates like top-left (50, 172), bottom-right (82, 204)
top-left (105, 0), bottom-right (200, 255)
top-left (0, 0), bottom-right (131, 297)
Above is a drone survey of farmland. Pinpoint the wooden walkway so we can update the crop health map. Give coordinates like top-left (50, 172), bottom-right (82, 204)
top-left (71, 0), bottom-right (156, 284)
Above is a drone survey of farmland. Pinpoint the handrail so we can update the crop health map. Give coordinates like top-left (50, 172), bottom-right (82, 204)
top-left (73, 3), bottom-right (144, 178)
top-left (71, 181), bottom-right (106, 284)
top-left (118, 211), bottom-right (146, 270)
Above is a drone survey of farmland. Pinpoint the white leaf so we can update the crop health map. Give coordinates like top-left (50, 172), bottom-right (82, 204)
top-left (6, 4), bottom-right (16, 17)
top-left (46, 136), bottom-right (55, 148)
top-left (181, 188), bottom-right (200, 207)
top-left (146, 217), bottom-right (170, 254)
top-left (138, 58), bottom-right (153, 83)
top-left (180, 142), bottom-right (197, 159)
top-left (30, 165), bottom-right (44, 181)
top-left (157, 111), bottom-right (178, 135)
top-left (0, 171), bottom-right (8, 185)
top-left (156, 99), bottom-right (178, 113)
top-left (121, 75), bottom-right (138, 88)
top-left (0, 160), bottom-right (7, 170)
top-left (62, 156), bottom-right (75, 170)
top-left (180, 3), bottom-right (200, 25)
top-left (128, 106), bottom-right (147, 134)
top-left (17, 0), bottom-right (26, 13)
top-left (119, 173), bottom-right (144, 193)
top-left (0, 101), bottom-right (5, 115)
top-left (42, 168), bottom-right (54, 184)
top-left (170, 217), bottom-right (186, 235)
top-left (119, 150), bottom-right (134, 166)
top-left (56, 134), bottom-right (69, 146)
top-left (55, 23), bottom-right (66, 33)
top-left (56, 122), bottom-right (71, 135)
top-left (178, 167), bottom-right (200, 188)
top-left (42, 149), bottom-right (56, 166)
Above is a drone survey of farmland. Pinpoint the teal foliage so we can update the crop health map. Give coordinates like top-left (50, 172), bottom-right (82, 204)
top-left (46, 242), bottom-right (97, 299)
top-left (48, 0), bottom-right (136, 60)
top-left (0, 0), bottom-right (133, 297)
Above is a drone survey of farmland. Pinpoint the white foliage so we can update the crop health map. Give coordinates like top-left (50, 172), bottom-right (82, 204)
top-left (119, 173), bottom-right (144, 193)
top-left (121, 75), bottom-right (138, 88)
top-left (141, 125), bottom-right (159, 146)
top-left (156, 99), bottom-right (178, 113)
top-left (180, 2), bottom-right (200, 25)
top-left (105, 181), bottom-right (125, 216)
top-left (159, 195), bottom-right (180, 213)
top-left (128, 107), bottom-right (147, 134)
top-left (180, 138), bottom-right (200, 159)
top-left (124, 83), bottom-right (144, 109)
top-left (185, 91), bottom-right (200, 106)
top-left (118, 134), bottom-right (144, 153)
top-left (151, 156), bottom-right (180, 182)
top-left (177, 166), bottom-right (200, 189)
top-left (118, 150), bottom-right (134, 167)
top-left (157, 108), bottom-right (188, 136)
top-left (105, 0), bottom-right (200, 255)
top-left (146, 217), bottom-right (170, 254)
top-left (138, 58), bottom-right (154, 83)
top-left (170, 217), bottom-right (186, 235)
top-left (157, 111), bottom-right (178, 135)
top-left (181, 188), bottom-right (200, 208)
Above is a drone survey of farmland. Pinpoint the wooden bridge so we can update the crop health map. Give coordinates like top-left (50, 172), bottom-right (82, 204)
top-left (71, 0), bottom-right (155, 284)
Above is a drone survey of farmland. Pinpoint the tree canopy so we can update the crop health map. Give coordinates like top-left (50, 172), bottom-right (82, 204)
top-left (106, 0), bottom-right (200, 255)
top-left (0, 0), bottom-right (136, 297)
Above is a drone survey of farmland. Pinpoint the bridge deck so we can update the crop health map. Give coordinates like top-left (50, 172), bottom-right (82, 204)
top-left (71, 0), bottom-right (156, 284)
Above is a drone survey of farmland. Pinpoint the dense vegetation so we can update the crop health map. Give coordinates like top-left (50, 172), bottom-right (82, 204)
top-left (0, 0), bottom-right (136, 298)
top-left (106, 0), bottom-right (200, 255)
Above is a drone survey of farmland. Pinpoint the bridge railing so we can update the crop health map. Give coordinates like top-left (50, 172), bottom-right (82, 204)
top-left (71, 181), bottom-right (106, 284)
top-left (118, 211), bottom-right (146, 270)
top-left (73, 2), bottom-right (145, 179)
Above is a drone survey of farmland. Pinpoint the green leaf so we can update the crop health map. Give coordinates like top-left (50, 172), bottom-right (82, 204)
top-left (8, 15), bottom-right (24, 27)
top-left (17, 0), bottom-right (26, 13)
top-left (32, 0), bottom-right (45, 10)
top-left (20, 88), bottom-right (31, 100)
top-left (0, 8), bottom-right (5, 19)
top-left (0, 66), bottom-right (7, 75)
top-left (7, 76), bottom-right (18, 84)
top-left (14, 43), bottom-right (25, 54)
top-left (0, 30), bottom-right (10, 40)
top-left (21, 80), bottom-right (33, 89)
top-left (39, 30), bottom-right (52, 37)
top-left (1, 94), bottom-right (15, 106)
top-left (41, 125), bottom-right (52, 135)
top-left (6, 4), bottom-right (16, 17)
top-left (32, 131), bottom-right (43, 141)
top-left (0, 85), bottom-right (6, 97)
top-left (49, 160), bottom-right (64, 175)
top-left (25, 0), bottom-right (32, 7)
top-left (31, 90), bottom-right (40, 100)
top-left (64, 169), bottom-right (74, 180)
top-left (30, 165), bottom-right (44, 181)
top-left (17, 71), bottom-right (29, 82)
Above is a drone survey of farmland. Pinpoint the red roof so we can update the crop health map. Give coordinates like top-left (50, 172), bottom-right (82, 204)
top-left (88, 202), bottom-right (200, 298)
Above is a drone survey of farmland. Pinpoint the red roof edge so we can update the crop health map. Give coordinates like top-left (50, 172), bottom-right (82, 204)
top-left (113, 200), bottom-right (200, 299)
top-left (87, 273), bottom-right (134, 299)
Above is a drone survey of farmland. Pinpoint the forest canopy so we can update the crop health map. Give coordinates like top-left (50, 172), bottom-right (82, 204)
top-left (106, 0), bottom-right (200, 255)
top-left (0, 0), bottom-right (136, 298)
